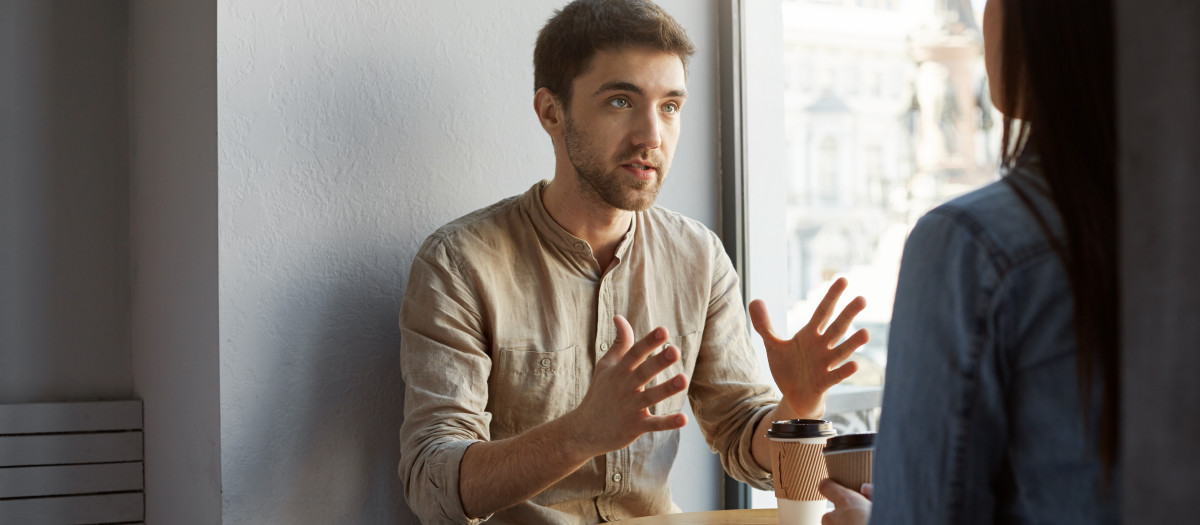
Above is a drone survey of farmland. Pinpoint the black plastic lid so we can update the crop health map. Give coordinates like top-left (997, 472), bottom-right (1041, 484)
top-left (766, 419), bottom-right (835, 439)
top-left (823, 432), bottom-right (876, 452)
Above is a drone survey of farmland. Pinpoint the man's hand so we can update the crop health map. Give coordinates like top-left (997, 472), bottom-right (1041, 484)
top-left (749, 277), bottom-right (869, 419)
top-left (819, 479), bottom-right (872, 525)
top-left (564, 315), bottom-right (689, 457)
top-left (459, 315), bottom-right (688, 518)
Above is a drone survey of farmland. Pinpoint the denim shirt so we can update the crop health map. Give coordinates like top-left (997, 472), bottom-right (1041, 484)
top-left (869, 167), bottom-right (1120, 524)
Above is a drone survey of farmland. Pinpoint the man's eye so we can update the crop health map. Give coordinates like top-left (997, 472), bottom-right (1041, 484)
top-left (610, 98), bottom-right (630, 108)
top-left (663, 103), bottom-right (680, 114)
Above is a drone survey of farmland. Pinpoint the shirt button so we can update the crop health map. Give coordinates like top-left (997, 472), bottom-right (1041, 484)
top-left (612, 473), bottom-right (622, 482)
top-left (539, 358), bottom-right (551, 367)
top-left (600, 343), bottom-right (609, 352)
top-left (573, 241), bottom-right (586, 251)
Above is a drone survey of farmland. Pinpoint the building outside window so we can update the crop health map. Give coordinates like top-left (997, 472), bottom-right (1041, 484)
top-left (746, 0), bottom-right (999, 509)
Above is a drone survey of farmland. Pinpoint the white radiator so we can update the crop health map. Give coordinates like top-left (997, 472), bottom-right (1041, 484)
top-left (0, 400), bottom-right (144, 524)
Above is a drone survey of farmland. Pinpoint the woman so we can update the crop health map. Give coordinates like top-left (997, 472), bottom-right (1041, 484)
top-left (820, 0), bottom-right (1119, 523)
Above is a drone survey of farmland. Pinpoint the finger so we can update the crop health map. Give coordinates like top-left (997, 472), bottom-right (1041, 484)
top-left (821, 360), bottom-right (860, 390)
top-left (642, 412), bottom-right (688, 432)
top-left (602, 315), bottom-right (637, 366)
top-left (860, 483), bottom-right (873, 499)
top-left (619, 326), bottom-right (670, 371)
top-left (824, 296), bottom-right (867, 343)
top-left (807, 278), bottom-right (848, 333)
top-left (829, 329), bottom-right (870, 366)
top-left (631, 344), bottom-right (681, 388)
top-left (819, 479), bottom-right (854, 507)
top-left (639, 372), bottom-right (687, 407)
top-left (748, 299), bottom-right (780, 343)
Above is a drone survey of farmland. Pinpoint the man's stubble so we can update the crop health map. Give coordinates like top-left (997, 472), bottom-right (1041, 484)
top-left (563, 112), bottom-right (668, 212)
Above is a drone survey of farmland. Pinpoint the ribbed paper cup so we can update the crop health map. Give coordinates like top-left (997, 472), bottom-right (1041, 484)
top-left (822, 433), bottom-right (876, 493)
top-left (768, 419), bottom-right (836, 525)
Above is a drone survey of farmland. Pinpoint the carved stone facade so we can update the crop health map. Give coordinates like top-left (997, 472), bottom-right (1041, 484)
top-left (780, 0), bottom-right (998, 385)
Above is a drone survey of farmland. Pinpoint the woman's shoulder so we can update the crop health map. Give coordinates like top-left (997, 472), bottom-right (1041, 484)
top-left (919, 174), bottom-right (1064, 274)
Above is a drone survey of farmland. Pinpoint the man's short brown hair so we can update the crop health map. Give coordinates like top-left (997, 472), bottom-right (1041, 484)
top-left (534, 0), bottom-right (696, 106)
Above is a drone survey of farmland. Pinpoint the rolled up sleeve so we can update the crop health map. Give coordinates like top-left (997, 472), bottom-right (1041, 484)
top-left (688, 232), bottom-right (777, 490)
top-left (398, 235), bottom-right (494, 525)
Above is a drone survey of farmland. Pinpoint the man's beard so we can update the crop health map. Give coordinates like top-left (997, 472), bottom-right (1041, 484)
top-left (564, 113), bottom-right (667, 212)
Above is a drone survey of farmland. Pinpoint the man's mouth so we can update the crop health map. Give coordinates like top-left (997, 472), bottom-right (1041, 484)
top-left (621, 161), bottom-right (658, 181)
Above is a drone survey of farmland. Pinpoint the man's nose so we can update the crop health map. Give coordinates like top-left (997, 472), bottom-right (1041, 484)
top-left (631, 108), bottom-right (663, 150)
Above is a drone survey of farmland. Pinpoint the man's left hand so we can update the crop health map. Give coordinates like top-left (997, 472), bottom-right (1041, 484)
top-left (749, 277), bottom-right (869, 419)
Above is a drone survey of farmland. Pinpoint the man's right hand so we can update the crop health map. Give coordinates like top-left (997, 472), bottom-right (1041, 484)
top-left (564, 315), bottom-right (690, 457)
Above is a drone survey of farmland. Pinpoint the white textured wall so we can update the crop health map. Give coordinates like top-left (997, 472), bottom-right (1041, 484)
top-left (130, 0), bottom-right (222, 523)
top-left (218, 0), bottom-right (723, 522)
top-left (0, 0), bottom-right (132, 403)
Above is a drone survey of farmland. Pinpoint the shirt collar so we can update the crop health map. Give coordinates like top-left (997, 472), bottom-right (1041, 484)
top-left (522, 180), bottom-right (638, 262)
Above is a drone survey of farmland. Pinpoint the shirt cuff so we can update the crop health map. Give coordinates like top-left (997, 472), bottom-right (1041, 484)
top-left (735, 404), bottom-right (777, 491)
top-left (433, 439), bottom-right (493, 525)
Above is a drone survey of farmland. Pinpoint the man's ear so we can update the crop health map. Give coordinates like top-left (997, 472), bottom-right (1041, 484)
top-left (534, 87), bottom-right (565, 136)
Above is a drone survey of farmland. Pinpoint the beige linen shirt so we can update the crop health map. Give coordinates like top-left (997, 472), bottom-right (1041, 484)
top-left (398, 182), bottom-right (777, 525)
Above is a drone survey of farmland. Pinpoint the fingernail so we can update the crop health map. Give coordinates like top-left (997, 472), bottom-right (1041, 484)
top-left (673, 376), bottom-right (685, 388)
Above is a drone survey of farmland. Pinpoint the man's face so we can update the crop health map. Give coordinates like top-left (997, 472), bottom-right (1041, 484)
top-left (561, 47), bottom-right (687, 212)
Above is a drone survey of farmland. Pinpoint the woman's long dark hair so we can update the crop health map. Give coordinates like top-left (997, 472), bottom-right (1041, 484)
top-left (998, 0), bottom-right (1119, 475)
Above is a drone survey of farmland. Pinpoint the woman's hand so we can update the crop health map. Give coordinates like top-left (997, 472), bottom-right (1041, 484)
top-left (819, 479), bottom-right (872, 525)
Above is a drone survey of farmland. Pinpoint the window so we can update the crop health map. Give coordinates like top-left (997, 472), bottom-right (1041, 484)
top-left (817, 137), bottom-right (839, 203)
top-left (727, 0), bottom-right (999, 510)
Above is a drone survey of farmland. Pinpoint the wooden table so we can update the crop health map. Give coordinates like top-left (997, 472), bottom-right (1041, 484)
top-left (616, 509), bottom-right (778, 524)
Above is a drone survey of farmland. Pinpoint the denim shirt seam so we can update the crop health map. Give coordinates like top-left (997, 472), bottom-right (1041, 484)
top-left (925, 206), bottom-right (1060, 276)
top-left (947, 276), bottom-right (993, 523)
top-left (928, 204), bottom-right (1062, 523)
top-left (925, 206), bottom-right (1012, 274)
top-left (924, 205), bottom-right (1007, 523)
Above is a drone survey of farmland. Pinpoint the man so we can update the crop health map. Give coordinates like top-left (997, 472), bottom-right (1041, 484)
top-left (398, 1), bottom-right (868, 523)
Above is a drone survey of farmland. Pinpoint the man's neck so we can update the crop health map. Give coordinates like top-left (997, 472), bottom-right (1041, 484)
top-left (542, 178), bottom-right (633, 271)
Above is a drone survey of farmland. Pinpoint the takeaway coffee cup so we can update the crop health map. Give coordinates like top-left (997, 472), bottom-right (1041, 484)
top-left (822, 432), bottom-right (876, 494)
top-left (768, 419), bottom-right (837, 525)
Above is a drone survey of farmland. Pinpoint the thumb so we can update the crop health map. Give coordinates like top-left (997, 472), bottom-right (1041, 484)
top-left (819, 479), bottom-right (860, 508)
top-left (607, 315), bottom-right (635, 360)
top-left (748, 299), bottom-right (779, 343)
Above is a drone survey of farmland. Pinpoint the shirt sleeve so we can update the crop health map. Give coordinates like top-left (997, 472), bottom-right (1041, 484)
top-left (868, 209), bottom-right (1011, 525)
top-left (398, 234), bottom-right (494, 525)
top-left (687, 231), bottom-right (778, 491)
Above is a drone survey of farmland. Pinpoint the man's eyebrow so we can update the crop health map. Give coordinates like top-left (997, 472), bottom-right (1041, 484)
top-left (592, 81), bottom-right (687, 99)
top-left (594, 81), bottom-right (643, 96)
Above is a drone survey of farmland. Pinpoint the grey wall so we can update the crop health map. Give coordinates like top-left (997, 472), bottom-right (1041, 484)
top-left (216, 1), bottom-right (723, 522)
top-left (129, 0), bottom-right (221, 523)
top-left (0, 0), bottom-right (132, 403)
top-left (1117, 0), bottom-right (1200, 520)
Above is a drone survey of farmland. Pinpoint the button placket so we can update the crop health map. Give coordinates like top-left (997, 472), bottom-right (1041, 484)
top-left (603, 450), bottom-right (620, 495)
top-left (595, 276), bottom-right (611, 363)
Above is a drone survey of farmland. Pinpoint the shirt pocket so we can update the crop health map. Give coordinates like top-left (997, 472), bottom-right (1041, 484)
top-left (650, 330), bottom-right (698, 415)
top-left (489, 344), bottom-right (579, 437)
